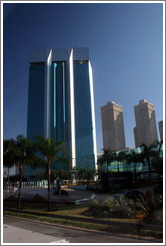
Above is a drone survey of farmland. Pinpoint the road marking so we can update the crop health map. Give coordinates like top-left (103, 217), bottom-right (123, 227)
top-left (50, 239), bottom-right (69, 243)
top-left (75, 193), bottom-right (96, 204)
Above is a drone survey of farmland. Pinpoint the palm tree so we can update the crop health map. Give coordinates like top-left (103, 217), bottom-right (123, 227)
top-left (86, 169), bottom-right (96, 184)
top-left (15, 135), bottom-right (35, 209)
top-left (140, 143), bottom-right (159, 182)
top-left (152, 156), bottom-right (163, 184)
top-left (151, 140), bottom-right (163, 183)
top-left (126, 151), bottom-right (139, 183)
top-left (3, 139), bottom-right (15, 191)
top-left (115, 151), bottom-right (127, 173)
top-left (159, 140), bottom-right (163, 153)
top-left (4, 135), bottom-right (35, 209)
top-left (152, 140), bottom-right (163, 150)
top-left (98, 150), bottom-right (116, 173)
top-left (34, 136), bottom-right (69, 211)
top-left (155, 140), bottom-right (163, 156)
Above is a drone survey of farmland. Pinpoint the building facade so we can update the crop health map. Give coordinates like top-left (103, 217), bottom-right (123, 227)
top-left (158, 121), bottom-right (163, 141)
top-left (133, 99), bottom-right (158, 147)
top-left (101, 101), bottom-right (126, 151)
top-left (26, 48), bottom-right (97, 177)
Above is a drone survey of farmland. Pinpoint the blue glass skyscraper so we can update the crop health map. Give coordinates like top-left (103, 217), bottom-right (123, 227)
top-left (26, 48), bottom-right (97, 177)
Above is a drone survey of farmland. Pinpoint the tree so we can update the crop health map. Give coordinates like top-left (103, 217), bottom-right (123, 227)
top-left (126, 151), bottom-right (139, 183)
top-left (98, 150), bottom-right (116, 173)
top-left (4, 135), bottom-right (35, 209)
top-left (115, 152), bottom-right (127, 173)
top-left (151, 140), bottom-right (163, 184)
top-left (34, 136), bottom-right (69, 211)
top-left (3, 139), bottom-right (15, 190)
top-left (152, 156), bottom-right (163, 184)
top-left (58, 169), bottom-right (70, 180)
top-left (155, 140), bottom-right (163, 156)
top-left (152, 140), bottom-right (163, 152)
top-left (140, 143), bottom-right (159, 182)
top-left (85, 169), bottom-right (96, 184)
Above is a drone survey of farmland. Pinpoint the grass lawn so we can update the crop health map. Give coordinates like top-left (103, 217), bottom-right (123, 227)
top-left (4, 210), bottom-right (163, 240)
top-left (4, 200), bottom-right (89, 215)
top-left (4, 199), bottom-right (163, 240)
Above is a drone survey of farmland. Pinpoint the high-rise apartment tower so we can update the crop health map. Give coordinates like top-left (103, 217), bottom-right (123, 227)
top-left (26, 48), bottom-right (97, 177)
top-left (133, 99), bottom-right (158, 147)
top-left (101, 101), bottom-right (126, 151)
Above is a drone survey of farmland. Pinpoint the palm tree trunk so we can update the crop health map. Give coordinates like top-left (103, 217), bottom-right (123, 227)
top-left (107, 161), bottom-right (108, 173)
top-left (8, 167), bottom-right (10, 191)
top-left (17, 165), bottom-right (23, 209)
top-left (117, 163), bottom-right (119, 173)
top-left (148, 161), bottom-right (152, 182)
top-left (48, 161), bottom-right (51, 212)
top-left (134, 162), bottom-right (137, 183)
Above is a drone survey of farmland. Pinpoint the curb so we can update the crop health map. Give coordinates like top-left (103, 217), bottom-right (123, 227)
top-left (4, 208), bottom-right (163, 232)
top-left (4, 215), bottom-right (162, 242)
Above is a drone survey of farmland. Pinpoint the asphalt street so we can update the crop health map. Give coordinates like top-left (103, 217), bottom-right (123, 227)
top-left (6, 185), bottom-right (155, 206)
top-left (3, 216), bottom-right (160, 244)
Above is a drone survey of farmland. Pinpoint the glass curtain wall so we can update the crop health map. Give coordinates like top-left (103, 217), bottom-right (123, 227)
top-left (27, 63), bottom-right (45, 140)
top-left (74, 61), bottom-right (95, 170)
top-left (51, 61), bottom-right (69, 171)
top-left (26, 63), bottom-right (46, 177)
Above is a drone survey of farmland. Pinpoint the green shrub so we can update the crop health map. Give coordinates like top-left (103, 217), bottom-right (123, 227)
top-left (102, 196), bottom-right (115, 209)
top-left (112, 196), bottom-right (137, 217)
top-left (153, 193), bottom-right (163, 209)
top-left (83, 196), bottom-right (137, 218)
top-left (90, 199), bottom-right (99, 207)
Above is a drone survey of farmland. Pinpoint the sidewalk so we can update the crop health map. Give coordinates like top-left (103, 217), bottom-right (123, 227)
top-left (3, 224), bottom-right (69, 243)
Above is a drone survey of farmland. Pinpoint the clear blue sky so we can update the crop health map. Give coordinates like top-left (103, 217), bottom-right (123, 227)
top-left (3, 2), bottom-right (163, 153)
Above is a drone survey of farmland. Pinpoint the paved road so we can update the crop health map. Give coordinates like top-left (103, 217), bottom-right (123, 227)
top-left (12, 187), bottom-right (106, 205)
top-left (7, 185), bottom-right (156, 205)
top-left (4, 216), bottom-right (161, 244)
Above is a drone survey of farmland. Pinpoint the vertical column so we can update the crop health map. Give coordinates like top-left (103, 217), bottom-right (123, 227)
top-left (89, 61), bottom-right (97, 171)
top-left (44, 49), bottom-right (52, 139)
top-left (68, 49), bottom-right (76, 169)
top-left (62, 62), bottom-right (66, 139)
top-left (52, 63), bottom-right (57, 142)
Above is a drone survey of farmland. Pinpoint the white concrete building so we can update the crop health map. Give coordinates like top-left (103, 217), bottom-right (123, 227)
top-left (101, 101), bottom-right (126, 151)
top-left (133, 99), bottom-right (158, 147)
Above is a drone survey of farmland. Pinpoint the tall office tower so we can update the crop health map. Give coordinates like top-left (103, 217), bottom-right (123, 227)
top-left (101, 101), bottom-right (126, 151)
top-left (158, 121), bottom-right (163, 141)
top-left (133, 99), bottom-right (158, 147)
top-left (26, 48), bottom-right (97, 177)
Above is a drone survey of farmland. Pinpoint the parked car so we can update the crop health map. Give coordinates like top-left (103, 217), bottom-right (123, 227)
top-left (112, 189), bottom-right (147, 201)
top-left (125, 189), bottom-right (147, 201)
top-left (112, 189), bottom-right (128, 197)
